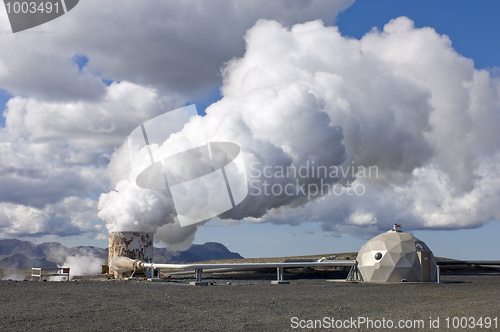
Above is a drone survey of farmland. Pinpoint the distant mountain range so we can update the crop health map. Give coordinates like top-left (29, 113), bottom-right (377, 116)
top-left (0, 239), bottom-right (243, 270)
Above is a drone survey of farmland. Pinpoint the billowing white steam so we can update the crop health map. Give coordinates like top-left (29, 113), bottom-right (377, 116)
top-left (98, 180), bottom-right (175, 233)
top-left (98, 17), bottom-right (500, 243)
top-left (59, 254), bottom-right (104, 279)
top-left (206, 17), bottom-right (500, 235)
top-left (97, 178), bottom-right (198, 250)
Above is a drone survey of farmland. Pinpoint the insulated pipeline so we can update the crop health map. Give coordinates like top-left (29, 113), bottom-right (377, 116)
top-left (138, 260), bottom-right (357, 270)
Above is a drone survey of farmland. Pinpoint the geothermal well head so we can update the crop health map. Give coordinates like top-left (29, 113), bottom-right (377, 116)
top-left (108, 231), bottom-right (153, 279)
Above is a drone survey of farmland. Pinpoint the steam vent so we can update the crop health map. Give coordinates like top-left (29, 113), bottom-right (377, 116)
top-left (356, 225), bottom-right (437, 282)
top-left (108, 232), bottom-right (153, 279)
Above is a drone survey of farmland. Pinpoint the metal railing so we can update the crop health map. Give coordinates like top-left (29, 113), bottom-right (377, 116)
top-left (140, 260), bottom-right (357, 283)
top-left (31, 267), bottom-right (70, 281)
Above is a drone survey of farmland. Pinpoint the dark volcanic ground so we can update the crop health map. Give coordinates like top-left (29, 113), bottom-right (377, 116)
top-left (1, 272), bottom-right (499, 331)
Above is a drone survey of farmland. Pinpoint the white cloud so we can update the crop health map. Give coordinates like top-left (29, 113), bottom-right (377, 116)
top-left (0, 81), bottom-right (176, 237)
top-left (0, 197), bottom-right (99, 238)
top-left (2, 3), bottom-right (500, 246)
top-left (0, 0), bottom-right (355, 244)
top-left (2, 81), bottom-right (176, 150)
top-left (99, 17), bottom-right (500, 242)
top-left (0, 0), bottom-right (353, 101)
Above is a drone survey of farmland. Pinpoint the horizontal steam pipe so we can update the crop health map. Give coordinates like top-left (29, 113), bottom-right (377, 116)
top-left (436, 260), bottom-right (500, 266)
top-left (109, 257), bottom-right (356, 277)
top-left (138, 260), bottom-right (357, 270)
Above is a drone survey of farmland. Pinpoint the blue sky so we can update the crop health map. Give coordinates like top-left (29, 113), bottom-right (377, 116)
top-left (185, 0), bottom-right (500, 123)
top-left (336, 0), bottom-right (500, 70)
top-left (0, 89), bottom-right (11, 127)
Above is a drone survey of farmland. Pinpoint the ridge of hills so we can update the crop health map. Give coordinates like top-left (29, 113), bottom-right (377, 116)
top-left (0, 239), bottom-right (243, 270)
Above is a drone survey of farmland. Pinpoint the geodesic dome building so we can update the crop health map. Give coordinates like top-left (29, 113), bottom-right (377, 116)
top-left (356, 226), bottom-right (437, 282)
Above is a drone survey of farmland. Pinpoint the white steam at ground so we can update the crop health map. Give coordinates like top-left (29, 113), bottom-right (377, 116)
top-left (43, 246), bottom-right (105, 279)
top-left (98, 17), bottom-right (500, 244)
top-left (59, 255), bottom-right (104, 279)
top-left (1, 271), bottom-right (26, 281)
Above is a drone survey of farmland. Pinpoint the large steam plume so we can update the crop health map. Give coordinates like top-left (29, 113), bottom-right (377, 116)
top-left (98, 17), bottom-right (500, 246)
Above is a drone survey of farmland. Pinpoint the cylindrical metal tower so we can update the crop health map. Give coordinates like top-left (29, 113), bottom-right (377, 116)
top-left (108, 231), bottom-right (153, 278)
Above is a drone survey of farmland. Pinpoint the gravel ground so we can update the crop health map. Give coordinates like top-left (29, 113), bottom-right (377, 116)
top-left (1, 272), bottom-right (499, 331)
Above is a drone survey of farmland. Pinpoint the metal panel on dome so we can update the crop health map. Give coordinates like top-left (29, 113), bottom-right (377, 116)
top-left (356, 229), bottom-right (437, 282)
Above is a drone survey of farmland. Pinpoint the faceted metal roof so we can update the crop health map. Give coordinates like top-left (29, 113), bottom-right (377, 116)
top-left (357, 230), bottom-right (437, 282)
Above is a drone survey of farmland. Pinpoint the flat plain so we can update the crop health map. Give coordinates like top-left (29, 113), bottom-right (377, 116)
top-left (1, 271), bottom-right (499, 331)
